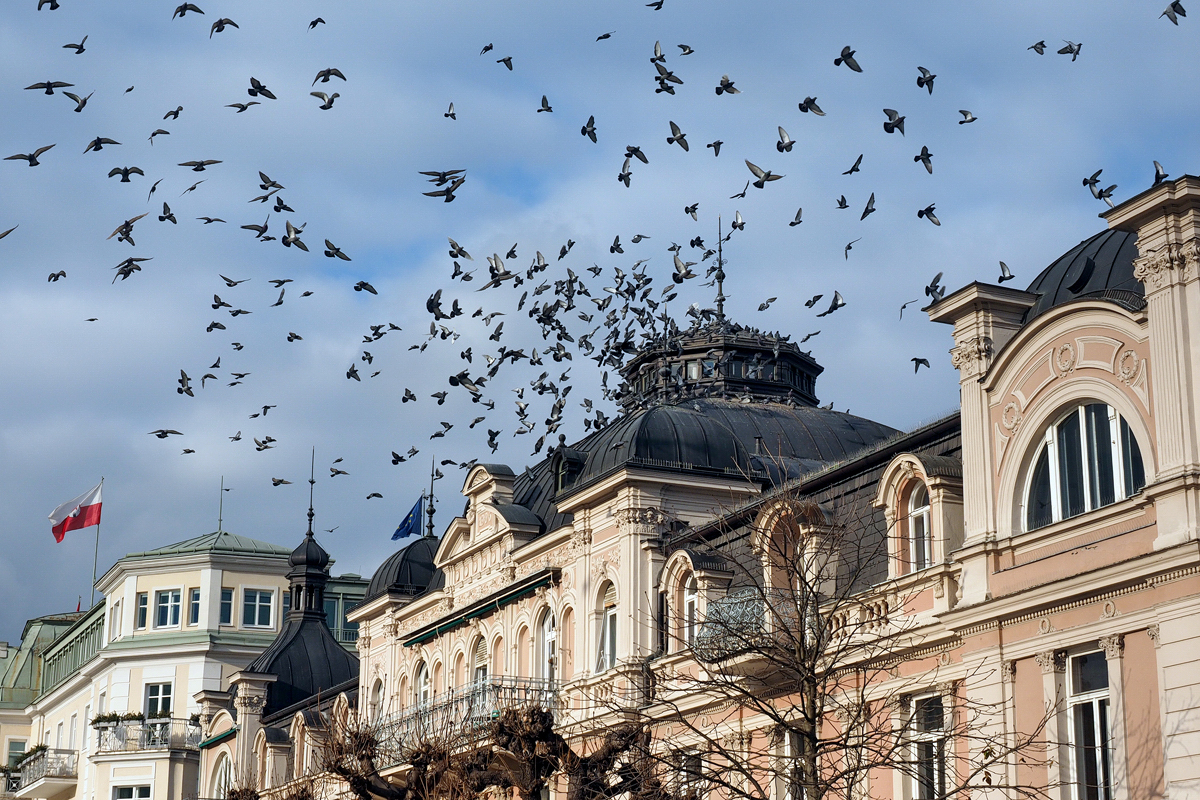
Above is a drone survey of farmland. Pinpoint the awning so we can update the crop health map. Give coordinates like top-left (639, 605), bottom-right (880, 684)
top-left (198, 726), bottom-right (237, 749)
top-left (403, 568), bottom-right (558, 647)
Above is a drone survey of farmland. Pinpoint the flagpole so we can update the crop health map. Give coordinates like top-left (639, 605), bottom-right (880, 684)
top-left (218, 476), bottom-right (224, 533)
top-left (90, 477), bottom-right (104, 608)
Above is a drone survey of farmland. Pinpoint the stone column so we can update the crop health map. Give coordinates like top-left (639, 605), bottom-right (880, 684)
top-left (228, 671), bottom-right (276, 782)
top-left (1099, 634), bottom-right (1129, 800)
top-left (1035, 650), bottom-right (1069, 800)
top-left (1105, 176), bottom-right (1200, 549)
top-left (929, 285), bottom-right (1037, 605)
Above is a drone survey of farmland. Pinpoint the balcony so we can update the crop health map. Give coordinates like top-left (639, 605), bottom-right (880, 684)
top-left (376, 677), bottom-right (556, 769)
top-left (331, 627), bottom-right (359, 644)
top-left (14, 749), bottom-right (76, 799)
top-left (96, 719), bottom-right (202, 754)
top-left (693, 587), bottom-right (805, 666)
top-left (3, 772), bottom-right (20, 800)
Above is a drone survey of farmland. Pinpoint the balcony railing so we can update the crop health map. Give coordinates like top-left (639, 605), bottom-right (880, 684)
top-left (376, 676), bottom-right (556, 767)
top-left (3, 772), bottom-right (20, 798)
top-left (331, 628), bottom-right (359, 644)
top-left (96, 719), bottom-right (202, 753)
top-left (15, 749), bottom-right (77, 790)
top-left (693, 587), bottom-right (803, 662)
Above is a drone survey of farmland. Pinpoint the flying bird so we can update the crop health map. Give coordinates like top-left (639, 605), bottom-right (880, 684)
top-left (311, 92), bottom-right (338, 109)
top-left (834, 45), bottom-right (862, 72)
top-left (815, 291), bottom-right (846, 317)
top-left (788, 208), bottom-right (803, 227)
top-left (715, 75), bottom-right (739, 95)
top-left (998, 261), bottom-right (1015, 283)
top-left (63, 91), bottom-right (92, 112)
top-left (312, 68), bottom-right (346, 85)
top-left (707, 140), bottom-right (722, 156)
top-left (912, 358), bottom-right (931, 373)
top-left (581, 115), bottom-right (597, 142)
top-left (497, 56), bottom-right (513, 70)
top-left (324, 240), bottom-right (351, 260)
top-left (842, 154), bottom-right (862, 175)
top-left (179, 159), bottom-right (221, 171)
top-left (1057, 40), bottom-right (1082, 61)
top-left (83, 137), bottom-right (120, 153)
top-left (209, 17), bottom-right (237, 36)
top-left (745, 160), bottom-right (783, 188)
top-left (5, 145), bottom-right (55, 166)
top-left (914, 146), bottom-right (934, 174)
top-left (25, 81), bottom-right (73, 95)
top-left (164, 106), bottom-right (183, 120)
top-left (917, 204), bottom-right (940, 226)
top-left (272, 478), bottom-right (292, 486)
top-left (226, 102), bottom-right (259, 112)
top-left (860, 193), bottom-right (876, 220)
top-left (63, 35), bottom-right (87, 53)
top-left (309, 17), bottom-right (325, 28)
top-left (916, 66), bottom-right (936, 94)
top-left (844, 238), bottom-right (861, 259)
top-left (107, 166), bottom-right (144, 182)
top-left (1028, 41), bottom-right (1046, 54)
top-left (596, 31), bottom-right (615, 41)
top-left (445, 102), bottom-right (456, 120)
top-left (1154, 161), bottom-right (1170, 185)
top-left (836, 195), bottom-right (848, 208)
top-left (776, 127), bottom-right (793, 152)
top-left (149, 430), bottom-right (183, 438)
top-left (1162, 1), bottom-right (1187, 24)
top-left (957, 110), bottom-right (977, 124)
top-left (882, 108), bottom-right (905, 135)
top-left (172, 3), bottom-right (204, 18)
top-left (798, 97), bottom-right (825, 115)
top-left (666, 121), bottom-right (689, 151)
top-left (247, 77), bottom-right (276, 99)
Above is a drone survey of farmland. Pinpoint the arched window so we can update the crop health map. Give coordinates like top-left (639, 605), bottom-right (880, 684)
top-left (1025, 402), bottom-right (1146, 531)
top-left (212, 753), bottom-right (233, 800)
top-left (539, 610), bottom-right (557, 683)
top-left (596, 583), bottom-right (617, 673)
top-left (369, 679), bottom-right (384, 722)
top-left (908, 483), bottom-right (932, 572)
top-left (683, 576), bottom-right (699, 647)
top-left (414, 662), bottom-right (431, 707)
top-left (472, 637), bottom-right (489, 683)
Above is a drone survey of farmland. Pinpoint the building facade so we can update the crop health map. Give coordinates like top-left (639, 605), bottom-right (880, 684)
top-left (208, 176), bottom-right (1200, 800)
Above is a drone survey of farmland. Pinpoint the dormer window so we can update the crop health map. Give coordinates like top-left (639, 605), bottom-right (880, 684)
top-left (908, 484), bottom-right (932, 572)
top-left (1025, 403), bottom-right (1146, 531)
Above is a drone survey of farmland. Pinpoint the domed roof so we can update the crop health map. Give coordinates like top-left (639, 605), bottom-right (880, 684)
top-left (364, 535), bottom-right (440, 601)
top-left (1024, 229), bottom-right (1143, 322)
top-left (288, 532), bottom-right (329, 573)
top-left (244, 614), bottom-right (359, 718)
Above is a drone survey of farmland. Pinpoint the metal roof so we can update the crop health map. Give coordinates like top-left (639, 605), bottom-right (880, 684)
top-left (1023, 229), bottom-right (1142, 323)
top-left (122, 530), bottom-right (292, 560)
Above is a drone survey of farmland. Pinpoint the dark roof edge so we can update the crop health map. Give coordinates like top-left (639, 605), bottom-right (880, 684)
top-left (682, 409), bottom-right (962, 541)
top-left (261, 676), bottom-right (359, 726)
top-left (401, 568), bottom-right (558, 647)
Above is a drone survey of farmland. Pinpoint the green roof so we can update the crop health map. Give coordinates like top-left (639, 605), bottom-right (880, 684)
top-left (123, 530), bottom-right (292, 561)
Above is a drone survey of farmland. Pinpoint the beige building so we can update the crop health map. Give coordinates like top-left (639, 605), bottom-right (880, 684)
top-left (1, 529), bottom-right (366, 800)
top-left (205, 174), bottom-right (1200, 800)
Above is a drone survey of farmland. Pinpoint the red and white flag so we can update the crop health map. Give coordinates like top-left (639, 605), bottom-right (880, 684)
top-left (48, 481), bottom-right (103, 543)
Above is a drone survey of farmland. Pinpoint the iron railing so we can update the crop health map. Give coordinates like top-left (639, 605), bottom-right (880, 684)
top-left (693, 587), bottom-right (803, 661)
top-left (96, 719), bottom-right (202, 753)
top-left (331, 628), bottom-right (359, 644)
top-left (15, 749), bottom-right (76, 790)
top-left (376, 676), bottom-right (557, 766)
top-left (2, 772), bottom-right (21, 798)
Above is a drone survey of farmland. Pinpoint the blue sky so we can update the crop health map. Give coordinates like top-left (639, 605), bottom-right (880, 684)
top-left (0, 0), bottom-right (1195, 641)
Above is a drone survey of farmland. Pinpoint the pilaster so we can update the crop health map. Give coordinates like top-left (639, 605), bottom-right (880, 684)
top-left (227, 671), bottom-right (276, 777)
top-left (1099, 634), bottom-right (1129, 800)
top-left (1035, 649), bottom-right (1069, 800)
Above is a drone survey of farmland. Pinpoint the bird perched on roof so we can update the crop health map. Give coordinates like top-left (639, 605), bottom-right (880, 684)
top-left (834, 45), bottom-right (862, 72)
top-left (916, 66), bottom-right (936, 94)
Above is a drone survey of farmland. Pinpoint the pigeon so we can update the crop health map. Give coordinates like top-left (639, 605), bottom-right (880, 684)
top-left (445, 102), bottom-right (456, 120)
top-left (158, 203), bottom-right (176, 224)
top-left (538, 95), bottom-right (553, 113)
top-left (596, 31), bottom-right (614, 41)
top-left (860, 193), bottom-right (876, 220)
top-left (108, 166), bottom-right (144, 183)
top-left (179, 160), bottom-right (221, 171)
top-left (667, 121), bottom-right (689, 151)
top-left (226, 102), bottom-right (259, 112)
top-left (745, 160), bottom-right (783, 188)
top-left (815, 291), bottom-right (846, 317)
top-left (618, 158), bottom-right (632, 187)
top-left (912, 357), bottom-right (931, 373)
top-left (924, 272), bottom-right (945, 302)
top-left (497, 56), bottom-right (513, 70)
top-left (247, 77), bottom-right (276, 99)
top-left (914, 146), bottom-right (934, 174)
top-left (731, 181), bottom-right (749, 199)
top-left (1162, 0), bottom-right (1187, 24)
top-left (836, 195), bottom-right (849, 209)
top-left (626, 145), bottom-right (649, 164)
top-left (330, 466), bottom-right (349, 477)
top-left (354, 281), bottom-right (378, 294)
top-left (83, 137), bottom-right (120, 153)
top-left (1154, 161), bottom-right (1170, 186)
top-left (842, 154), bottom-right (862, 175)
top-left (844, 239), bottom-right (861, 259)
top-left (651, 41), bottom-right (666, 63)
top-left (899, 300), bottom-right (920, 320)
top-left (63, 91), bottom-right (92, 112)
top-left (312, 67), bottom-right (347, 85)
top-left (311, 92), bottom-right (339, 110)
top-left (346, 364), bottom-right (360, 381)
top-left (957, 110), bottom-right (977, 124)
top-left (209, 17), bottom-right (238, 36)
top-left (164, 106), bottom-right (183, 120)
top-left (481, 43), bottom-right (493, 55)
top-left (48, 271), bottom-right (66, 282)
top-left (1028, 41), bottom-right (1046, 54)
top-left (149, 430), bottom-right (183, 439)
top-left (758, 297), bottom-right (777, 311)
top-left (324, 240), bottom-right (351, 260)
top-left (834, 45), bottom-right (862, 72)
top-left (998, 261), bottom-right (1015, 283)
top-left (715, 75), bottom-right (739, 95)
top-left (678, 44), bottom-right (694, 55)
top-left (916, 66), bottom-right (936, 95)
top-left (685, 203), bottom-right (699, 221)
top-left (882, 108), bottom-right (905, 135)
top-left (801, 331), bottom-right (820, 343)
top-left (5, 145), bottom-right (56, 167)
top-left (1057, 40), bottom-right (1082, 61)
top-left (798, 97), bottom-right (825, 115)
top-left (62, 35), bottom-right (87, 54)
top-left (366, 493), bottom-right (383, 500)
top-left (776, 127), bottom-right (794, 153)
top-left (272, 478), bottom-right (292, 486)
top-left (25, 81), bottom-right (73, 95)
top-left (788, 208), bottom-right (803, 227)
top-left (610, 236), bottom-right (624, 254)
top-left (581, 115), bottom-right (597, 142)
top-left (0, 225), bottom-right (17, 240)
top-left (707, 140), bottom-right (722, 156)
top-left (172, 3), bottom-right (203, 18)
top-left (1083, 169), bottom-right (1105, 198)
top-left (917, 204), bottom-right (940, 226)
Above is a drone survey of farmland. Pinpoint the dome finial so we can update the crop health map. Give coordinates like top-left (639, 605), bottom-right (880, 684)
top-left (306, 446), bottom-right (315, 536)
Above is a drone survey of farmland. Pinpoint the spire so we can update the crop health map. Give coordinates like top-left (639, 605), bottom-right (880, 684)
top-left (306, 447), bottom-right (315, 536)
top-left (715, 216), bottom-right (726, 321)
top-left (425, 457), bottom-right (437, 538)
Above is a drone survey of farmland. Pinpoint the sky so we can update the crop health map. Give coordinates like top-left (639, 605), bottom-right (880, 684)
top-left (0, 0), bottom-right (1194, 643)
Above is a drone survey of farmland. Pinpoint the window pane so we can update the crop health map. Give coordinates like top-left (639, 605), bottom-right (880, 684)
top-left (189, 589), bottom-right (200, 625)
top-left (1072, 652), bottom-right (1109, 695)
top-left (1085, 405), bottom-right (1116, 508)
top-left (915, 696), bottom-right (943, 732)
top-left (1028, 446), bottom-right (1053, 530)
top-left (243, 591), bottom-right (257, 626)
top-left (1073, 702), bottom-right (1104, 800)
top-left (220, 588), bottom-right (232, 625)
top-left (325, 598), bottom-right (338, 624)
top-left (1120, 419), bottom-right (1146, 497)
top-left (258, 593), bottom-right (272, 626)
top-left (912, 512), bottom-right (929, 570)
top-left (1058, 412), bottom-right (1086, 518)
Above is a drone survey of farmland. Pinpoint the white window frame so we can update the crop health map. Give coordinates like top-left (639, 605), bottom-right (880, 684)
top-left (539, 611), bottom-right (557, 683)
top-left (907, 483), bottom-right (932, 572)
top-left (1067, 651), bottom-right (1113, 800)
top-left (596, 584), bottom-right (617, 673)
top-left (1023, 403), bottom-right (1146, 532)
top-left (114, 787), bottom-right (151, 800)
top-left (145, 682), bottom-right (173, 717)
top-left (155, 588), bottom-right (182, 629)
top-left (135, 593), bottom-right (148, 630)
top-left (910, 693), bottom-right (947, 800)
top-left (219, 587), bottom-right (233, 625)
top-left (414, 663), bottom-right (431, 707)
top-left (188, 588), bottom-right (201, 625)
top-left (242, 588), bottom-right (275, 629)
top-left (108, 600), bottom-right (122, 642)
top-left (683, 577), bottom-right (699, 647)
top-left (6, 738), bottom-right (27, 768)
top-left (68, 714), bottom-right (77, 750)
top-left (472, 637), bottom-right (489, 683)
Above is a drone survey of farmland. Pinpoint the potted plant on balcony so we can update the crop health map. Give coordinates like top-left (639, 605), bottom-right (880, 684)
top-left (91, 712), bottom-right (122, 729)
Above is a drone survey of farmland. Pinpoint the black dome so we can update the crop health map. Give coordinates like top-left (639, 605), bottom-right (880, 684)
top-left (289, 532), bottom-right (329, 572)
top-left (364, 535), bottom-right (440, 601)
top-left (1024, 229), bottom-right (1142, 322)
top-left (245, 614), bottom-right (359, 718)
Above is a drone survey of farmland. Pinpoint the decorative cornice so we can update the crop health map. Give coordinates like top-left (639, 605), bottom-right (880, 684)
top-left (1035, 650), bottom-right (1066, 674)
top-left (949, 336), bottom-right (993, 379)
top-left (1133, 240), bottom-right (1200, 292)
top-left (1098, 633), bottom-right (1125, 660)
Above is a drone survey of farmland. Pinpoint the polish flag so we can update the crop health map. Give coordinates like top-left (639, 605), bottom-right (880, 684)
top-left (48, 481), bottom-right (103, 543)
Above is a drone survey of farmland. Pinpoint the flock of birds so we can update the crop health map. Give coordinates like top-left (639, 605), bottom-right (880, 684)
top-left (2, 0), bottom-right (1191, 515)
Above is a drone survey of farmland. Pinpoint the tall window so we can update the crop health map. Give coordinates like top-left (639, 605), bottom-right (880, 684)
top-left (68, 714), bottom-right (77, 750)
top-left (472, 637), bottom-right (489, 683)
top-left (683, 577), bottom-right (699, 647)
top-left (596, 583), bottom-right (617, 673)
top-left (155, 590), bottom-right (181, 627)
top-left (109, 601), bottom-right (122, 641)
top-left (414, 663), bottom-right (431, 706)
top-left (145, 683), bottom-right (172, 716)
top-left (243, 589), bottom-right (273, 627)
top-left (1069, 652), bottom-right (1112, 800)
top-left (135, 593), bottom-right (148, 629)
top-left (539, 611), bottom-right (557, 683)
top-left (911, 695), bottom-right (947, 800)
top-left (908, 483), bottom-right (932, 572)
top-left (219, 588), bottom-right (233, 625)
top-left (7, 740), bottom-right (26, 767)
top-left (1026, 403), bottom-right (1146, 531)
top-left (188, 588), bottom-right (201, 625)
top-left (369, 679), bottom-right (384, 721)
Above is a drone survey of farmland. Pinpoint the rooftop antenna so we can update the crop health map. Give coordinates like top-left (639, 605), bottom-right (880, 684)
top-left (425, 457), bottom-right (437, 538)
top-left (217, 475), bottom-right (224, 534)
top-left (715, 216), bottom-right (726, 321)
top-left (306, 447), bottom-right (316, 536)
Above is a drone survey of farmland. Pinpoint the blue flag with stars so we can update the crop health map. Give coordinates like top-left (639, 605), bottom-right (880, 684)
top-left (392, 495), bottom-right (424, 540)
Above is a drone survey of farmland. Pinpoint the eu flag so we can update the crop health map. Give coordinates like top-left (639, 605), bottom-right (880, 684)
top-left (392, 496), bottom-right (424, 540)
